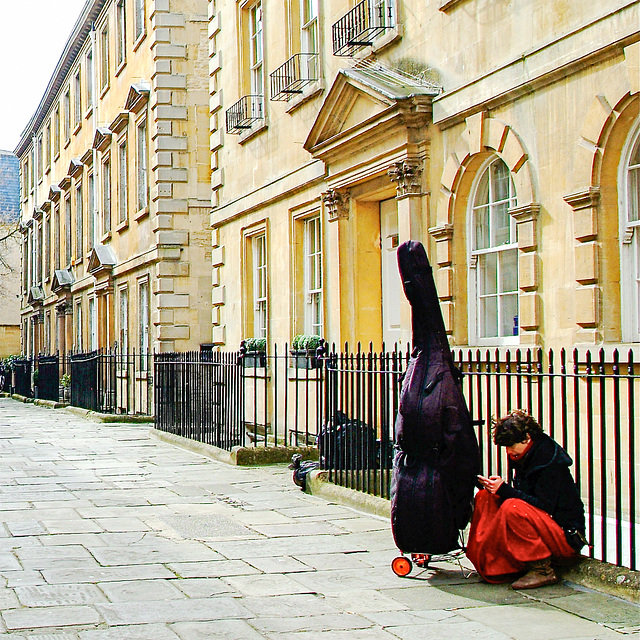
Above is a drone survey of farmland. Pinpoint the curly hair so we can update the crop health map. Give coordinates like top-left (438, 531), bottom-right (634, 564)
top-left (492, 409), bottom-right (544, 447)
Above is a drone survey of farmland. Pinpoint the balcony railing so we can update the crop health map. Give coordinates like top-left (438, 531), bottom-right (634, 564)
top-left (332, 0), bottom-right (395, 57)
top-left (225, 95), bottom-right (264, 134)
top-left (270, 53), bottom-right (320, 101)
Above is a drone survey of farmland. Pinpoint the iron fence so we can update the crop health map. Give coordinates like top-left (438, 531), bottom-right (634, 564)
top-left (154, 351), bottom-right (244, 449)
top-left (35, 354), bottom-right (59, 401)
top-left (454, 347), bottom-right (639, 571)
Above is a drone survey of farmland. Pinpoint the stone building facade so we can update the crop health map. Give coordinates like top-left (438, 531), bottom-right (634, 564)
top-left (16, 0), bottom-right (211, 358)
top-left (208, 0), bottom-right (639, 354)
top-left (0, 150), bottom-right (21, 356)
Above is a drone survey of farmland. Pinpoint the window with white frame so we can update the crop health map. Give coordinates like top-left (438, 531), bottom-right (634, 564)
top-left (45, 123), bottom-right (51, 170)
top-left (134, 0), bottom-right (145, 42)
top-left (136, 118), bottom-right (148, 211)
top-left (75, 183), bottom-right (83, 260)
top-left (37, 134), bottom-right (43, 181)
top-left (249, 3), bottom-right (263, 98)
top-left (253, 233), bottom-right (268, 339)
top-left (138, 279), bottom-right (150, 365)
top-left (301, 0), bottom-right (319, 77)
top-left (87, 172), bottom-right (95, 250)
top-left (118, 139), bottom-right (128, 223)
top-left (44, 215), bottom-right (50, 279)
top-left (74, 69), bottom-right (82, 128)
top-left (86, 48), bottom-right (94, 110)
top-left (304, 215), bottom-right (323, 336)
top-left (100, 24), bottom-right (109, 91)
top-left (54, 107), bottom-right (60, 156)
top-left (119, 286), bottom-right (129, 352)
top-left (469, 158), bottom-right (519, 343)
top-left (54, 204), bottom-right (60, 270)
top-left (65, 195), bottom-right (72, 266)
top-left (63, 88), bottom-right (71, 142)
top-left (102, 156), bottom-right (111, 234)
top-left (75, 299), bottom-right (83, 351)
top-left (620, 122), bottom-right (640, 342)
top-left (116, 0), bottom-right (126, 67)
top-left (89, 297), bottom-right (97, 350)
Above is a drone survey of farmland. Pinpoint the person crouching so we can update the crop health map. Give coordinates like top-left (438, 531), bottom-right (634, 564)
top-left (466, 410), bottom-right (586, 589)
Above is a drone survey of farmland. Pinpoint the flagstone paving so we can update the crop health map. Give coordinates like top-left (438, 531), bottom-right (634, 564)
top-left (0, 398), bottom-right (637, 638)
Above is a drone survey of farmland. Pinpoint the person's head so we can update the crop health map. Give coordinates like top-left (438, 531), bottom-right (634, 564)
top-left (493, 409), bottom-right (544, 457)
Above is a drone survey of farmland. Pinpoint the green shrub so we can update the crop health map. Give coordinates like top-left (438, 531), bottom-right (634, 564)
top-left (243, 337), bottom-right (267, 352)
top-left (292, 334), bottom-right (323, 351)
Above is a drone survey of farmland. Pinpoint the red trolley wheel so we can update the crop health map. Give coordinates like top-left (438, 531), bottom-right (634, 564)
top-left (391, 556), bottom-right (413, 577)
top-left (411, 553), bottom-right (431, 568)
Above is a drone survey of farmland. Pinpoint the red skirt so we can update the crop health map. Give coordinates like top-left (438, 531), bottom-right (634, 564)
top-left (466, 490), bottom-right (576, 583)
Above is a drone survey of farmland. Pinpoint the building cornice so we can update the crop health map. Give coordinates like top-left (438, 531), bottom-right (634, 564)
top-left (14, 0), bottom-right (109, 158)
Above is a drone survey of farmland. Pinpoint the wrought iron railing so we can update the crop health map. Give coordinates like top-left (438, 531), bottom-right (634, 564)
top-left (270, 53), bottom-right (320, 101)
top-left (332, 0), bottom-right (395, 57)
top-left (225, 95), bottom-right (264, 134)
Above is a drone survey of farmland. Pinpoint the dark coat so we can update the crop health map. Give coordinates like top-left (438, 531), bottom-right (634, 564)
top-left (496, 433), bottom-right (586, 547)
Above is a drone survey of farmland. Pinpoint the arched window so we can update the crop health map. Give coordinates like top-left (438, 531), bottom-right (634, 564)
top-left (620, 123), bottom-right (640, 342)
top-left (470, 158), bottom-right (518, 343)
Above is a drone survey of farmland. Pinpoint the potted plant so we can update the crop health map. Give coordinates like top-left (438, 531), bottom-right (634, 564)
top-left (290, 334), bottom-right (325, 369)
top-left (61, 373), bottom-right (71, 403)
top-left (241, 337), bottom-right (267, 368)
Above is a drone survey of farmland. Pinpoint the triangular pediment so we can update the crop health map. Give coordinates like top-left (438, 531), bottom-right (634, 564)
top-left (304, 71), bottom-right (393, 152)
top-left (28, 285), bottom-right (44, 306)
top-left (88, 245), bottom-right (117, 276)
top-left (52, 268), bottom-right (75, 293)
top-left (304, 64), bottom-right (440, 156)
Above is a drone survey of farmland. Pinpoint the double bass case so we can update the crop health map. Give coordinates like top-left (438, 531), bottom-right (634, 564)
top-left (391, 240), bottom-right (480, 555)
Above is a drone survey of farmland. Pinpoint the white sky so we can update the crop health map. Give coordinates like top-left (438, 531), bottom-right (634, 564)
top-left (0, 0), bottom-right (89, 153)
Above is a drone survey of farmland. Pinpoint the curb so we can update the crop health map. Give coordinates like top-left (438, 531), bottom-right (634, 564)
top-left (149, 428), bottom-right (318, 466)
top-left (306, 469), bottom-right (391, 519)
top-left (64, 406), bottom-right (154, 424)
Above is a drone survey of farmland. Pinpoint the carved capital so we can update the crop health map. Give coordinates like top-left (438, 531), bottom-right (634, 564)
top-left (322, 189), bottom-right (349, 222)
top-left (388, 160), bottom-right (423, 197)
top-left (428, 223), bottom-right (454, 241)
top-left (56, 301), bottom-right (73, 317)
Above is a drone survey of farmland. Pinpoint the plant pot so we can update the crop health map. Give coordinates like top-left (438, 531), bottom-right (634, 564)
top-left (243, 351), bottom-right (266, 368)
top-left (290, 350), bottom-right (320, 369)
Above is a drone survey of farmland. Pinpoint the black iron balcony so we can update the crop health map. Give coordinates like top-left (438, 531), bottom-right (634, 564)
top-left (332, 0), bottom-right (394, 57)
top-left (270, 53), bottom-right (320, 101)
top-left (225, 95), bottom-right (264, 134)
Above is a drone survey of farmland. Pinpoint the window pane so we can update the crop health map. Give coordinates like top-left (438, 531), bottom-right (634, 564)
top-left (481, 295), bottom-right (498, 338)
top-left (628, 166), bottom-right (640, 223)
top-left (480, 252), bottom-right (498, 295)
top-left (500, 293), bottom-right (519, 337)
top-left (492, 201), bottom-right (511, 246)
top-left (500, 248), bottom-right (518, 293)
top-left (491, 160), bottom-right (510, 202)
top-left (474, 205), bottom-right (489, 250)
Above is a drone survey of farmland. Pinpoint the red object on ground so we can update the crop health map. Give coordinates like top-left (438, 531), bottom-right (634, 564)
top-left (466, 490), bottom-right (577, 583)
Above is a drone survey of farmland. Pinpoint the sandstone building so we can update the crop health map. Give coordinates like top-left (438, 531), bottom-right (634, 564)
top-left (16, 0), bottom-right (211, 358)
top-left (208, 0), bottom-right (639, 354)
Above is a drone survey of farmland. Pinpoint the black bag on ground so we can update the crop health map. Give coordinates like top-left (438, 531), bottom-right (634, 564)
top-left (318, 411), bottom-right (378, 470)
top-left (391, 240), bottom-right (480, 554)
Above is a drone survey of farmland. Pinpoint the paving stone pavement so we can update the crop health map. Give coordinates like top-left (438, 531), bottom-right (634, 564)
top-left (0, 398), bottom-right (637, 639)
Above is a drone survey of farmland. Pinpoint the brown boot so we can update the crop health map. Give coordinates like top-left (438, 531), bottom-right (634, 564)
top-left (511, 559), bottom-right (558, 589)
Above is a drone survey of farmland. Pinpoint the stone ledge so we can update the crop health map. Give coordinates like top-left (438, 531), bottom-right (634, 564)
top-left (306, 469), bottom-right (391, 519)
top-left (150, 428), bottom-right (318, 466)
top-left (64, 405), bottom-right (154, 424)
top-left (558, 556), bottom-right (640, 604)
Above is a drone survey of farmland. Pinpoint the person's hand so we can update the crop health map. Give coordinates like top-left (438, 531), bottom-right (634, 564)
top-left (477, 474), bottom-right (505, 494)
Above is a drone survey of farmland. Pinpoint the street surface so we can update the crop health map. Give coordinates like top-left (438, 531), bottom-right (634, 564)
top-left (0, 398), bottom-right (637, 638)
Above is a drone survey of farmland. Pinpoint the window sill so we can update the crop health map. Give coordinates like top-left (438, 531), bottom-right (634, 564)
top-left (54, 152), bottom-right (60, 163)
top-left (73, 122), bottom-right (82, 136)
top-left (64, 138), bottom-right (71, 149)
top-left (286, 80), bottom-right (325, 115)
top-left (239, 121), bottom-right (268, 145)
top-left (100, 231), bottom-right (112, 243)
top-left (116, 218), bottom-right (129, 233)
top-left (132, 32), bottom-right (146, 52)
top-left (100, 84), bottom-right (110, 100)
top-left (115, 60), bottom-right (126, 77)
top-left (134, 206), bottom-right (149, 222)
top-left (72, 257), bottom-right (83, 267)
top-left (85, 105), bottom-right (94, 120)
top-left (45, 165), bottom-right (51, 175)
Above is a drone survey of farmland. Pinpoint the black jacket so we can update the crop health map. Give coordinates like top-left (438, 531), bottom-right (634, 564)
top-left (496, 433), bottom-right (586, 548)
